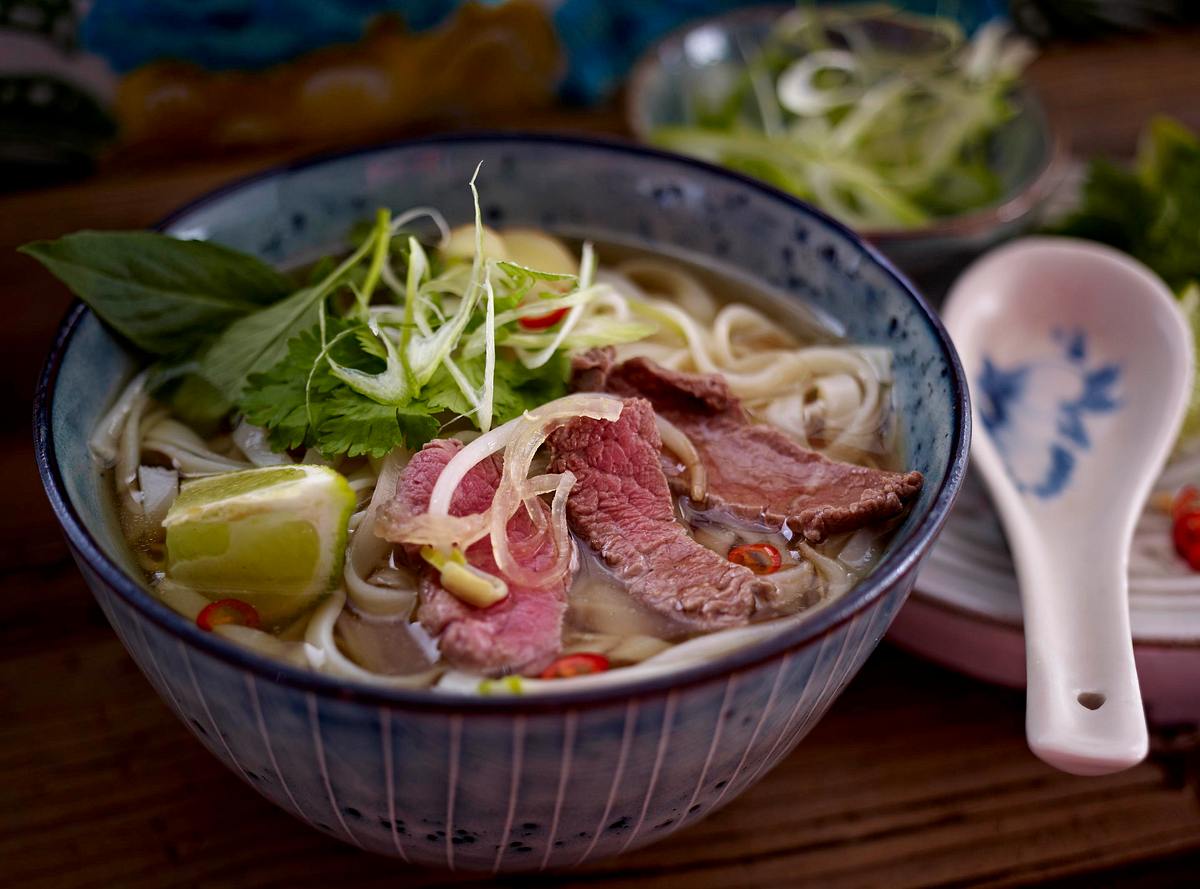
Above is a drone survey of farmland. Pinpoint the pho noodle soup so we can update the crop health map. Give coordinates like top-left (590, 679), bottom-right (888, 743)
top-left (65, 181), bottom-right (923, 694)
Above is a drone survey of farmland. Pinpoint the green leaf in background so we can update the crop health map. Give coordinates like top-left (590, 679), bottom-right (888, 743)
top-left (1179, 284), bottom-right (1200, 439)
top-left (1052, 116), bottom-right (1200, 292)
top-left (19, 231), bottom-right (291, 355)
top-left (1051, 116), bottom-right (1200, 443)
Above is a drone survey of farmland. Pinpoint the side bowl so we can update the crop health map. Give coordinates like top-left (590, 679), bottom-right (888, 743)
top-left (34, 133), bottom-right (969, 871)
top-left (626, 4), bottom-right (1066, 292)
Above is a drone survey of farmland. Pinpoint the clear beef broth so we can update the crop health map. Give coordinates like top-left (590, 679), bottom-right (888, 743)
top-left (113, 236), bottom-right (909, 684)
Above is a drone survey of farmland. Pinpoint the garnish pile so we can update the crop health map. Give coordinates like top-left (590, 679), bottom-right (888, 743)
top-left (22, 171), bottom-right (652, 458)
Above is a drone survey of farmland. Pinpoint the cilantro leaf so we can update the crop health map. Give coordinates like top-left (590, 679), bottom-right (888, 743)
top-left (239, 324), bottom-right (328, 452)
top-left (313, 397), bottom-right (439, 459)
top-left (239, 318), bottom-right (441, 459)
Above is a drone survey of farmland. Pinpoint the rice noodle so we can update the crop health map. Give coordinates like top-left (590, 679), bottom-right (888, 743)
top-left (608, 257), bottom-right (893, 464)
top-left (232, 420), bottom-right (290, 466)
top-left (655, 414), bottom-right (707, 504)
top-left (796, 540), bottom-right (856, 598)
top-left (345, 449), bottom-right (419, 617)
top-left (154, 577), bottom-right (211, 620)
top-left (138, 466), bottom-right (179, 529)
top-left (619, 257), bottom-right (718, 323)
top-left (90, 370), bottom-right (149, 467)
top-left (304, 589), bottom-right (442, 687)
top-left (141, 416), bottom-right (252, 475)
top-left (214, 624), bottom-right (309, 668)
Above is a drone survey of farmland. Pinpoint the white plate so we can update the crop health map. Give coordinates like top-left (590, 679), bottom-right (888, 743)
top-left (893, 469), bottom-right (1200, 725)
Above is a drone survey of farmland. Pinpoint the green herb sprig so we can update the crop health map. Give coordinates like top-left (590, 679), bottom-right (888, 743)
top-left (22, 173), bottom-right (653, 459)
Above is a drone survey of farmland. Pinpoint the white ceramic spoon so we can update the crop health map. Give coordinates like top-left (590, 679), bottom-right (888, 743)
top-left (942, 237), bottom-right (1194, 776)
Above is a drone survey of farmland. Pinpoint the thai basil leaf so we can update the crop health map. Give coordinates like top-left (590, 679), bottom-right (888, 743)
top-left (19, 231), bottom-right (290, 355)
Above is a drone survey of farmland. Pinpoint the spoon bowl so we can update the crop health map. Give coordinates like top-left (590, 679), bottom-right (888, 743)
top-left (943, 236), bottom-right (1194, 775)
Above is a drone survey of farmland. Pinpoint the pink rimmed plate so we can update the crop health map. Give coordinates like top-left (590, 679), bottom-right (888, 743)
top-left (895, 467), bottom-right (1200, 725)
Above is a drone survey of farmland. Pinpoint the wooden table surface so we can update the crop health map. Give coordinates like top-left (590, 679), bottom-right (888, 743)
top-left (5, 29), bottom-right (1200, 889)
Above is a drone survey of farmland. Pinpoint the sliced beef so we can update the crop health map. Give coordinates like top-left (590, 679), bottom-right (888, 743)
top-left (548, 398), bottom-right (776, 634)
top-left (572, 349), bottom-right (923, 542)
top-left (376, 439), bottom-right (568, 676)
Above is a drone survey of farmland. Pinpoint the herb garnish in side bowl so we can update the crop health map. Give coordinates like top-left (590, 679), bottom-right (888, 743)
top-left (640, 4), bottom-right (1037, 231)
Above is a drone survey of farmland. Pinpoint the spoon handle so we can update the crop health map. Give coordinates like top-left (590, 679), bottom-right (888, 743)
top-left (1019, 539), bottom-right (1148, 776)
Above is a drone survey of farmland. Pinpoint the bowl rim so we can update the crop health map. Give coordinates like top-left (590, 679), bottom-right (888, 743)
top-left (34, 130), bottom-right (970, 713)
top-left (624, 2), bottom-right (1068, 244)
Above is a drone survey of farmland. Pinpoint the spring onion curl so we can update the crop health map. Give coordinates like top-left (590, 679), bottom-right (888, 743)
top-left (90, 369), bottom-right (149, 467)
top-left (655, 414), bottom-right (707, 504)
top-left (360, 219), bottom-right (653, 438)
top-left (605, 259), bottom-right (895, 464)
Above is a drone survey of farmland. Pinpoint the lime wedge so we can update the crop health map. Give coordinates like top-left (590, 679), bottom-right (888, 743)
top-left (163, 465), bottom-right (356, 624)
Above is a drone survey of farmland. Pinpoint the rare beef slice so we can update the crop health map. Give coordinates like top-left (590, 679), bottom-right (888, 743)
top-left (378, 439), bottom-right (568, 676)
top-left (548, 398), bottom-right (776, 634)
top-left (572, 349), bottom-right (923, 542)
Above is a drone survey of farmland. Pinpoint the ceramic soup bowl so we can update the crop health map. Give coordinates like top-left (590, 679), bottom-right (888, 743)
top-left (35, 134), bottom-right (968, 871)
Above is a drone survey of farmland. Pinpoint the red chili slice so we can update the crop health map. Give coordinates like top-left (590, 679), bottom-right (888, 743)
top-left (1172, 485), bottom-right (1200, 521)
top-left (197, 599), bottom-right (261, 632)
top-left (539, 652), bottom-right (610, 680)
top-left (518, 307), bottom-right (569, 330)
top-left (727, 542), bottom-right (782, 575)
top-left (1171, 487), bottom-right (1200, 572)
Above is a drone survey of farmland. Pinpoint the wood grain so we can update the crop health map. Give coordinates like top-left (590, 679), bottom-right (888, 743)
top-left (4, 29), bottom-right (1200, 889)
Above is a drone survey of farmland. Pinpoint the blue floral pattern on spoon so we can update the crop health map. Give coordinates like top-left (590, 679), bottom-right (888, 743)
top-left (978, 329), bottom-right (1121, 499)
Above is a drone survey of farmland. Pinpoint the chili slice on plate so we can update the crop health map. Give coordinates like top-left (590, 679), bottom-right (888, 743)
top-left (539, 652), bottom-right (610, 679)
top-left (727, 542), bottom-right (782, 575)
top-left (1171, 485), bottom-right (1200, 522)
top-left (197, 599), bottom-right (261, 631)
top-left (1172, 486), bottom-right (1200, 571)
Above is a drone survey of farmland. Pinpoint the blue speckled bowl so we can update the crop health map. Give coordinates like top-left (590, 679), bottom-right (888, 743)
top-left (35, 134), bottom-right (969, 872)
